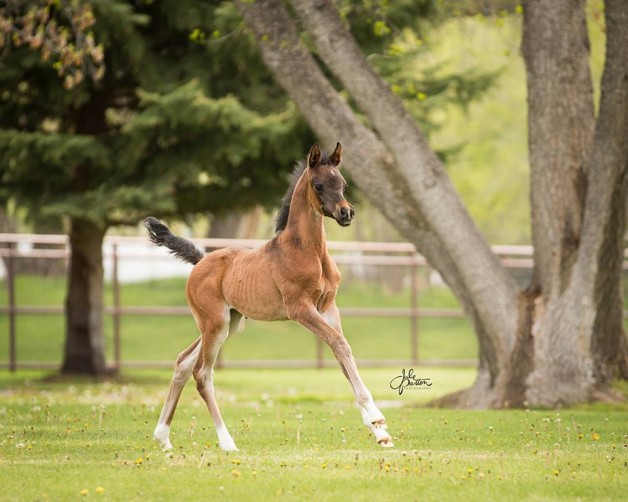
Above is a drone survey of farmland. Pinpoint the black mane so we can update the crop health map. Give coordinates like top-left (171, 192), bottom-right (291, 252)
top-left (274, 161), bottom-right (306, 233)
top-left (274, 150), bottom-right (333, 234)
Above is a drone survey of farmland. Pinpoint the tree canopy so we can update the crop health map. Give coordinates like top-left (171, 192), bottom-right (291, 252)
top-left (0, 0), bottom-right (308, 228)
top-left (0, 0), bottom-right (503, 231)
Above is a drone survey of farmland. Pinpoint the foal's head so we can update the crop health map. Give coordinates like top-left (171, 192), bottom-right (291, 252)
top-left (306, 142), bottom-right (354, 227)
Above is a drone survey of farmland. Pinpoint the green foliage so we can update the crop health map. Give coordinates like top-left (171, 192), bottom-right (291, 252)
top-left (0, 0), bottom-right (106, 90)
top-left (336, 0), bottom-right (499, 150)
top-left (0, 0), bottom-right (521, 234)
top-left (0, 0), bottom-right (308, 227)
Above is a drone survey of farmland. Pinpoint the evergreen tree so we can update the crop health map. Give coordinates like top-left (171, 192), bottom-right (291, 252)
top-left (0, 0), bottom-right (307, 375)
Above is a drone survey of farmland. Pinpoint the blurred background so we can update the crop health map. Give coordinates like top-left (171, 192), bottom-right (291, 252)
top-left (0, 0), bottom-right (622, 373)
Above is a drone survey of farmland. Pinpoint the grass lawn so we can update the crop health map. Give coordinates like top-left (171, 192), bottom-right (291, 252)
top-left (0, 368), bottom-right (626, 501)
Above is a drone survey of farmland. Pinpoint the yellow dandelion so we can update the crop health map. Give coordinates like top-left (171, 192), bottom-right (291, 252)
top-left (134, 456), bottom-right (143, 466)
top-left (231, 459), bottom-right (242, 465)
top-left (321, 462), bottom-right (327, 469)
top-left (231, 469), bottom-right (241, 479)
top-left (80, 488), bottom-right (89, 496)
top-left (592, 432), bottom-right (600, 441)
top-left (553, 469), bottom-right (560, 477)
top-left (578, 433), bottom-right (584, 439)
top-left (467, 467), bottom-right (474, 475)
top-left (95, 486), bottom-right (105, 495)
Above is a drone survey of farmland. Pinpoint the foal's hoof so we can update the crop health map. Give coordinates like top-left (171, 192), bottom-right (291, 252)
top-left (218, 437), bottom-right (239, 452)
top-left (378, 436), bottom-right (395, 448)
top-left (154, 424), bottom-right (173, 451)
top-left (370, 418), bottom-right (394, 447)
top-left (155, 437), bottom-right (173, 452)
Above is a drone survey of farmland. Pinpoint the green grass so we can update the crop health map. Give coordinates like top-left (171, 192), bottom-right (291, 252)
top-left (0, 368), bottom-right (626, 501)
top-left (0, 274), bottom-right (479, 366)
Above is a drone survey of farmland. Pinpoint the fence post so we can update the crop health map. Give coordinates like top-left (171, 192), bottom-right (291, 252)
top-left (7, 242), bottom-right (17, 372)
top-left (410, 251), bottom-right (419, 366)
top-left (112, 243), bottom-right (121, 372)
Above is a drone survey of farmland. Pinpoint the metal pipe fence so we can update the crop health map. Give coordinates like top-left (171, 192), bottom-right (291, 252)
top-left (1, 233), bottom-right (626, 371)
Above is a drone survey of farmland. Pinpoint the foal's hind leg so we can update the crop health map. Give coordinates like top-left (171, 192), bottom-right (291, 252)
top-left (192, 307), bottom-right (241, 452)
top-left (291, 302), bottom-right (393, 447)
top-left (154, 337), bottom-right (202, 451)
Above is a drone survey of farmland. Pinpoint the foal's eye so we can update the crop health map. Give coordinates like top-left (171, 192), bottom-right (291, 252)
top-left (314, 183), bottom-right (323, 194)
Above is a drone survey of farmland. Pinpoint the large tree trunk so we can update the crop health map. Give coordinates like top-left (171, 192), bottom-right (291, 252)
top-left (207, 207), bottom-right (263, 240)
top-left (505, 0), bottom-right (597, 405)
top-left (61, 218), bottom-right (108, 375)
top-left (522, 0), bottom-right (628, 405)
top-left (237, 0), bottom-right (628, 408)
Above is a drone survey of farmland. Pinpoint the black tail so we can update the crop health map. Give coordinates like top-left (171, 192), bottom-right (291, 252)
top-left (144, 217), bottom-right (204, 265)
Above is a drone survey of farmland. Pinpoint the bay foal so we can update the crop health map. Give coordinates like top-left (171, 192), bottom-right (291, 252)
top-left (145, 143), bottom-right (393, 451)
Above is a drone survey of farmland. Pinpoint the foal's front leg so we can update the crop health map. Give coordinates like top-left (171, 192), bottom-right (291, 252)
top-left (322, 304), bottom-right (393, 446)
top-left (292, 302), bottom-right (394, 447)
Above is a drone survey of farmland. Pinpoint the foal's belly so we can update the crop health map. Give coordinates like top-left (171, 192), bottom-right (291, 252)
top-left (222, 251), bottom-right (287, 321)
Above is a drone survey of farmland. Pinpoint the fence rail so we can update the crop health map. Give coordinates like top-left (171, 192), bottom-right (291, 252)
top-left (1, 233), bottom-right (627, 371)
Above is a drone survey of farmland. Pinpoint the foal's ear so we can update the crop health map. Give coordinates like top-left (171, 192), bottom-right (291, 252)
top-left (328, 142), bottom-right (343, 166)
top-left (308, 143), bottom-right (322, 169)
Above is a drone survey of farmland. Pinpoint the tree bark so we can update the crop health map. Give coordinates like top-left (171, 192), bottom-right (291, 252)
top-left (61, 218), bottom-right (108, 375)
top-left (207, 208), bottom-right (264, 240)
top-left (522, 0), bottom-right (595, 297)
top-left (504, 0), bottom-right (598, 405)
top-left (524, 0), bottom-right (628, 405)
top-left (238, 0), bottom-right (628, 408)
top-left (584, 0), bottom-right (628, 383)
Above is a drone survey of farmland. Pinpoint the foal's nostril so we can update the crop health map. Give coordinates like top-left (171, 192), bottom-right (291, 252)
top-left (338, 205), bottom-right (354, 223)
top-left (340, 206), bottom-right (354, 220)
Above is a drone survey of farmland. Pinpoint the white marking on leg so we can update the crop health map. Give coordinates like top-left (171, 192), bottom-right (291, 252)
top-left (154, 423), bottom-right (173, 451)
top-left (216, 425), bottom-right (239, 452)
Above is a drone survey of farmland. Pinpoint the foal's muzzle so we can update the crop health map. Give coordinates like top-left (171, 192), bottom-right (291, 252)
top-left (335, 204), bottom-right (355, 227)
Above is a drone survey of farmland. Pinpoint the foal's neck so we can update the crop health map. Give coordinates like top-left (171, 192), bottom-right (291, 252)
top-left (283, 172), bottom-right (327, 256)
